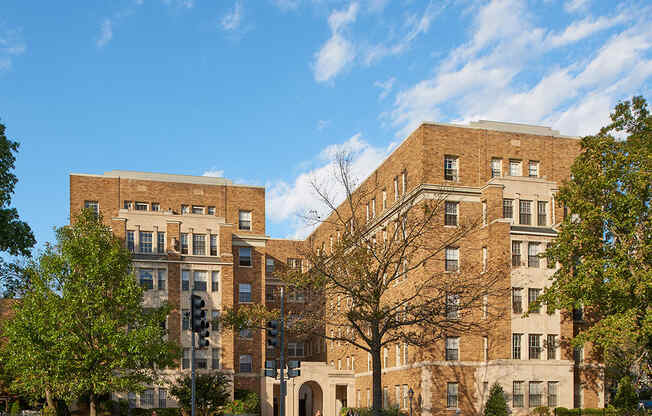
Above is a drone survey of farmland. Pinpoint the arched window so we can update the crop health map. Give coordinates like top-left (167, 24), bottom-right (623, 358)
top-left (239, 354), bottom-right (253, 373)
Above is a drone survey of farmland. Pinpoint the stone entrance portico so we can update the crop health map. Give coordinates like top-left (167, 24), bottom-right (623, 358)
top-left (261, 362), bottom-right (355, 416)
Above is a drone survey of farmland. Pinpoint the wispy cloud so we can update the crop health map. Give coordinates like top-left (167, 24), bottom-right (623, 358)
top-left (564, 0), bottom-right (590, 13)
top-left (312, 2), bottom-right (359, 83)
top-left (221, 0), bottom-right (244, 31)
top-left (374, 77), bottom-right (395, 100)
top-left (96, 18), bottom-right (113, 48)
top-left (203, 169), bottom-right (225, 177)
top-left (0, 25), bottom-right (26, 71)
top-left (162, 0), bottom-right (195, 8)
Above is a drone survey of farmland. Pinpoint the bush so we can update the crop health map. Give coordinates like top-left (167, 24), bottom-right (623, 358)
top-left (340, 407), bottom-right (406, 416)
top-left (484, 383), bottom-right (508, 416)
top-left (613, 377), bottom-right (639, 412)
top-left (10, 401), bottom-right (21, 416)
top-left (41, 407), bottom-right (57, 416)
top-left (224, 390), bottom-right (260, 415)
top-left (554, 408), bottom-right (621, 416)
top-left (532, 407), bottom-right (550, 416)
top-left (131, 408), bottom-right (181, 416)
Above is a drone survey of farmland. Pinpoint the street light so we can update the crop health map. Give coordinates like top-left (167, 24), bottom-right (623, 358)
top-left (408, 388), bottom-right (414, 416)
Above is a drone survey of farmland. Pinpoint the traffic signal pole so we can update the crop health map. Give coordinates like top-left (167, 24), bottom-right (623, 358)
top-left (190, 293), bottom-right (209, 416)
top-left (279, 286), bottom-right (285, 416)
top-left (191, 325), bottom-right (196, 416)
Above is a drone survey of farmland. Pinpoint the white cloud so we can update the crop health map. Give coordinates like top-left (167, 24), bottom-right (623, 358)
top-left (312, 3), bottom-right (359, 83)
top-left (564, 0), bottom-right (590, 13)
top-left (266, 133), bottom-right (394, 238)
top-left (544, 13), bottom-right (628, 48)
top-left (203, 169), bottom-right (225, 177)
top-left (96, 19), bottom-right (113, 48)
top-left (221, 0), bottom-right (244, 31)
top-left (374, 77), bottom-right (395, 100)
top-left (0, 26), bottom-right (25, 71)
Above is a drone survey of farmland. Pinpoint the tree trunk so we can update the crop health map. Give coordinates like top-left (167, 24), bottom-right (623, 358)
top-left (90, 393), bottom-right (96, 416)
top-left (372, 345), bottom-right (383, 416)
top-left (45, 388), bottom-right (56, 409)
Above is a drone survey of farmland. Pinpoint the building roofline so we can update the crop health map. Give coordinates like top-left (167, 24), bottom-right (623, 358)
top-left (70, 170), bottom-right (265, 189)
top-left (421, 120), bottom-right (580, 139)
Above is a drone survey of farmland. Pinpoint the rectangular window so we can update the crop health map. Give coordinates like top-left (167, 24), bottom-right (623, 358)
top-left (239, 247), bottom-right (252, 267)
top-left (265, 285), bottom-right (275, 302)
top-left (529, 334), bottom-right (542, 359)
top-left (445, 337), bottom-right (459, 361)
top-left (157, 232), bottom-right (165, 253)
top-left (158, 389), bottom-right (167, 408)
top-left (446, 293), bottom-right (460, 319)
top-left (482, 247), bottom-right (488, 272)
top-left (573, 306), bottom-right (584, 321)
top-left (445, 202), bottom-right (458, 226)
top-left (288, 258), bottom-right (301, 270)
top-left (182, 309), bottom-right (190, 331)
top-left (192, 205), bottom-right (204, 215)
top-left (367, 389), bottom-right (371, 407)
top-left (264, 257), bottom-right (275, 272)
top-left (139, 269), bottom-right (153, 290)
top-left (181, 205), bottom-right (189, 214)
top-left (529, 382), bottom-right (543, 407)
top-left (383, 387), bottom-right (389, 409)
top-left (394, 177), bottom-right (399, 200)
top-left (402, 171), bottom-right (407, 194)
top-left (482, 294), bottom-right (488, 319)
top-left (180, 233), bottom-right (188, 254)
top-left (239, 355), bottom-right (253, 373)
top-left (140, 231), bottom-right (152, 253)
top-left (528, 242), bottom-right (540, 268)
top-left (548, 382), bottom-right (558, 407)
top-left (372, 198), bottom-right (376, 218)
top-left (491, 158), bottom-right (502, 177)
top-left (528, 161), bottom-right (539, 177)
top-left (288, 342), bottom-right (305, 357)
top-left (157, 269), bottom-right (166, 291)
top-left (395, 386), bottom-right (401, 408)
top-left (513, 381), bottom-right (524, 408)
top-left (528, 288), bottom-right (541, 313)
top-left (509, 159), bottom-right (522, 176)
top-left (192, 234), bottom-right (206, 256)
top-left (127, 231), bottom-right (135, 253)
top-left (402, 385), bottom-right (409, 409)
top-left (482, 201), bottom-right (487, 225)
top-left (512, 288), bottom-right (523, 313)
top-left (444, 156), bottom-right (459, 181)
top-left (239, 327), bottom-right (252, 339)
top-left (124, 200), bottom-right (133, 210)
top-left (382, 190), bottom-right (387, 210)
top-left (445, 247), bottom-right (459, 272)
top-left (366, 203), bottom-right (369, 222)
top-left (447, 383), bottom-right (458, 408)
top-left (193, 271), bottom-right (207, 291)
top-left (207, 206), bottom-right (216, 215)
top-left (151, 202), bottom-right (160, 212)
top-left (538, 201), bottom-right (547, 226)
top-left (84, 200), bottom-right (99, 216)
top-left (182, 270), bottom-right (190, 291)
top-left (483, 336), bottom-right (489, 360)
top-left (547, 335), bottom-right (557, 360)
top-left (134, 202), bottom-right (148, 211)
top-left (239, 283), bottom-right (252, 303)
top-left (182, 348), bottom-right (190, 369)
top-left (503, 199), bottom-right (513, 219)
top-left (211, 271), bottom-right (219, 292)
top-left (512, 241), bottom-right (521, 266)
top-left (512, 333), bottom-right (522, 359)
top-left (239, 210), bottom-right (252, 230)
top-left (210, 234), bottom-right (218, 256)
top-left (519, 200), bottom-right (532, 225)
top-left (574, 346), bottom-right (584, 363)
top-left (141, 389), bottom-right (154, 408)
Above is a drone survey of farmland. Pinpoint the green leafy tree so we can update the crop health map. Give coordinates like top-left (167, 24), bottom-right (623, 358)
top-left (168, 373), bottom-right (231, 416)
top-left (539, 96), bottom-right (651, 388)
top-left (484, 383), bottom-right (508, 416)
top-left (612, 376), bottom-right (639, 412)
top-left (1, 209), bottom-right (179, 415)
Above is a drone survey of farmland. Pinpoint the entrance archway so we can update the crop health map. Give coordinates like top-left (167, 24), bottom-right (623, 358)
top-left (298, 381), bottom-right (323, 416)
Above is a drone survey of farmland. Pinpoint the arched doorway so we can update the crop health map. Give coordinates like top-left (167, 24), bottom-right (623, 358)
top-left (298, 381), bottom-right (323, 416)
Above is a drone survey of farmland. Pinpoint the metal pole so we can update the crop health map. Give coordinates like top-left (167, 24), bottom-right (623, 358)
top-left (280, 286), bottom-right (286, 416)
top-left (191, 293), bottom-right (196, 416)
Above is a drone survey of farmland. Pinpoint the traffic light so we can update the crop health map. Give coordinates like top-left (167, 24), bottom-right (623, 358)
top-left (267, 320), bottom-right (280, 348)
top-left (264, 360), bottom-right (277, 378)
top-left (287, 360), bottom-right (301, 378)
top-left (191, 294), bottom-right (210, 348)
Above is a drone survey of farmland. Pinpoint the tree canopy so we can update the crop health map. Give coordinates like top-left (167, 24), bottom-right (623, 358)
top-left (168, 373), bottom-right (231, 416)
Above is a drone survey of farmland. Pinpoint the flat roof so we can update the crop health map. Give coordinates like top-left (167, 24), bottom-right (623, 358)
top-left (423, 120), bottom-right (579, 139)
top-left (70, 170), bottom-right (264, 189)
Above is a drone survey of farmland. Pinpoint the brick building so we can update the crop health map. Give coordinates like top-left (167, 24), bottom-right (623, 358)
top-left (69, 120), bottom-right (603, 416)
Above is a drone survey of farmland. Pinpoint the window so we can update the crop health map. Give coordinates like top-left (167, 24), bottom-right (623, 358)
top-left (491, 158), bottom-right (502, 177)
top-left (210, 234), bottom-right (218, 256)
top-left (180, 233), bottom-right (188, 254)
top-left (127, 231), bottom-right (135, 253)
top-left (529, 334), bottom-right (542, 359)
top-left (528, 288), bottom-right (541, 313)
top-left (394, 177), bottom-right (399, 200)
top-left (288, 258), bottom-right (301, 270)
top-left (84, 200), bottom-right (99, 216)
top-left (447, 383), bottom-right (458, 408)
top-left (124, 200), bottom-right (133, 210)
top-left (395, 344), bottom-right (400, 366)
top-left (181, 205), bottom-right (189, 214)
top-left (446, 293), bottom-right (460, 319)
top-left (288, 342), bottom-right (305, 356)
top-left (383, 347), bottom-right (388, 367)
top-left (547, 335), bottom-right (557, 360)
top-left (239, 210), bottom-right (252, 230)
top-left (158, 389), bottom-right (167, 408)
top-left (482, 247), bottom-right (488, 272)
top-left (367, 389), bottom-right (371, 407)
top-left (135, 202), bottom-right (148, 211)
top-left (265, 285), bottom-right (275, 302)
top-left (182, 270), bottom-right (190, 291)
top-left (141, 389), bottom-right (154, 408)
top-left (482, 294), bottom-right (488, 319)
top-left (402, 385), bottom-right (409, 409)
top-left (139, 269), bottom-right (153, 290)
top-left (445, 337), bottom-right (459, 361)
top-left (528, 242), bottom-right (540, 267)
top-left (239, 283), bottom-right (252, 303)
top-left (528, 161), bottom-right (539, 177)
top-left (538, 201), bottom-right (547, 225)
top-left (182, 309), bottom-right (190, 330)
top-left (192, 234), bottom-right (206, 255)
top-left (444, 156), bottom-right (458, 181)
top-left (513, 381), bottom-right (524, 407)
top-left (157, 269), bottom-right (166, 291)
top-left (207, 206), bottom-right (215, 215)
top-left (383, 387), bottom-right (389, 409)
top-left (573, 305), bottom-right (584, 321)
top-left (574, 346), bottom-right (584, 363)
top-left (239, 247), bottom-right (252, 267)
top-left (445, 247), bottom-right (459, 272)
top-left (445, 202), bottom-right (458, 226)
top-left (338, 359), bottom-right (342, 370)
top-left (483, 336), bottom-right (489, 361)
top-left (140, 231), bottom-right (152, 253)
top-left (193, 271), bottom-right (207, 291)
top-left (395, 386), bottom-right (401, 408)
top-left (512, 241), bottom-right (521, 266)
top-left (509, 159), bottom-right (522, 176)
top-left (128, 392), bottom-right (137, 409)
top-left (211, 310), bottom-right (220, 329)
top-left (503, 199), bottom-right (513, 219)
top-left (372, 198), bottom-right (376, 218)
top-left (192, 205), bottom-right (204, 215)
top-left (529, 382), bottom-right (543, 407)
top-left (366, 203), bottom-right (369, 222)
top-left (402, 171), bottom-right (407, 194)
top-left (211, 271), bottom-right (219, 292)
top-left (157, 232), bottom-right (165, 253)
top-left (151, 203), bottom-right (160, 212)
top-left (239, 327), bottom-right (252, 339)
top-left (512, 334), bottom-right (522, 359)
top-left (239, 355), bottom-right (253, 372)
top-left (182, 348), bottom-right (190, 369)
top-left (512, 288), bottom-right (523, 313)
top-left (548, 382), bottom-right (558, 407)
top-left (519, 200), bottom-right (532, 225)
top-left (382, 190), bottom-right (387, 209)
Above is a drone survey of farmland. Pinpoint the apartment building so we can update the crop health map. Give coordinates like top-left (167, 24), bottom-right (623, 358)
top-left (69, 120), bottom-right (603, 416)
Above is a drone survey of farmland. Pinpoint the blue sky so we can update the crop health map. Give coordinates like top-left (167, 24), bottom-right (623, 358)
top-left (0, 0), bottom-right (650, 252)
